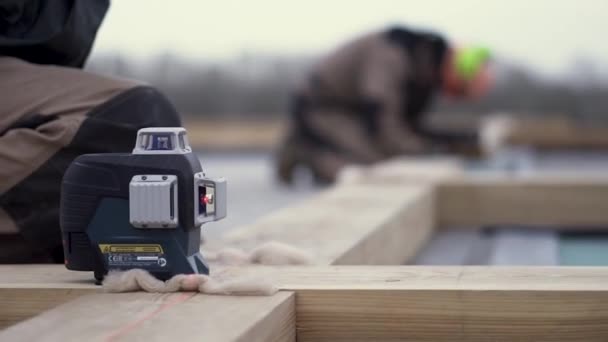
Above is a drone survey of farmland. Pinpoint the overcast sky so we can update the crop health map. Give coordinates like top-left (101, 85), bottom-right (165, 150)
top-left (91, 0), bottom-right (608, 77)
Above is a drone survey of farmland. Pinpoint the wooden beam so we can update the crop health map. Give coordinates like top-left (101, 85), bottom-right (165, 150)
top-left (0, 179), bottom-right (440, 329)
top-left (0, 288), bottom-right (94, 330)
top-left (484, 115), bottom-right (608, 150)
top-left (212, 183), bottom-right (436, 265)
top-left (0, 265), bottom-right (98, 328)
top-left (215, 265), bottom-right (608, 341)
top-left (8, 264), bottom-right (608, 293)
top-left (7, 165), bottom-right (608, 341)
top-left (439, 175), bottom-right (608, 228)
top-left (0, 290), bottom-right (295, 342)
top-left (336, 157), bottom-right (464, 185)
top-left (184, 118), bottom-right (284, 151)
top-left (4, 265), bottom-right (608, 341)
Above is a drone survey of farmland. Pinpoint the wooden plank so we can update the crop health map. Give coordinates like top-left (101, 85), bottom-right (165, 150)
top-left (295, 288), bottom-right (608, 341)
top-left (0, 291), bottom-right (295, 342)
top-left (0, 288), bottom-right (94, 329)
top-left (3, 265), bottom-right (608, 340)
top-left (184, 119), bottom-right (283, 150)
top-left (0, 265), bottom-right (98, 328)
top-left (213, 183), bottom-right (436, 265)
top-left (337, 157), bottom-right (464, 185)
top-left (4, 264), bottom-right (608, 293)
top-left (0, 182), bottom-right (437, 330)
top-left (482, 115), bottom-right (608, 151)
top-left (439, 175), bottom-right (608, 228)
top-left (217, 266), bottom-right (608, 341)
top-left (212, 265), bottom-right (608, 290)
top-left (0, 264), bottom-right (98, 288)
top-left (8, 166), bottom-right (608, 341)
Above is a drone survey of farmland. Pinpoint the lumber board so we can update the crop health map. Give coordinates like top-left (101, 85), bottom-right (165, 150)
top-left (0, 288), bottom-right (94, 330)
top-left (295, 288), bottom-right (608, 341)
top-left (486, 115), bottom-right (608, 150)
top-left (0, 291), bottom-right (295, 342)
top-left (213, 265), bottom-right (608, 290)
top-left (10, 264), bottom-right (607, 291)
top-left (6, 164), bottom-right (608, 340)
top-left (4, 265), bottom-right (608, 341)
top-left (336, 157), bottom-right (464, 185)
top-left (184, 118), bottom-right (284, 150)
top-left (215, 266), bottom-right (608, 341)
top-left (439, 175), bottom-right (608, 228)
top-left (212, 183), bottom-right (436, 265)
top-left (0, 182), bottom-right (439, 328)
top-left (0, 265), bottom-right (98, 328)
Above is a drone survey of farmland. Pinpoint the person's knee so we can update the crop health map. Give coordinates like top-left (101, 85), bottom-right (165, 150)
top-left (0, 86), bottom-right (183, 263)
top-left (90, 86), bottom-right (182, 127)
top-left (71, 86), bottom-right (182, 154)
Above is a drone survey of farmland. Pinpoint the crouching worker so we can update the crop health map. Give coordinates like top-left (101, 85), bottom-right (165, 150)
top-left (0, 0), bottom-right (182, 262)
top-left (276, 26), bottom-right (492, 184)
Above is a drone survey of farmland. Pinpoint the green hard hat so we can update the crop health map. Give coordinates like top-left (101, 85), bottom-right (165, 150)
top-left (455, 46), bottom-right (491, 81)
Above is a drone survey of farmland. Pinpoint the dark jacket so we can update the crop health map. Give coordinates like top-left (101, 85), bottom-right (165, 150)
top-left (0, 0), bottom-right (109, 67)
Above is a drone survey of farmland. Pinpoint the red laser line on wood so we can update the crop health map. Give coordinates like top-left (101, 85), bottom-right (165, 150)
top-left (104, 292), bottom-right (195, 341)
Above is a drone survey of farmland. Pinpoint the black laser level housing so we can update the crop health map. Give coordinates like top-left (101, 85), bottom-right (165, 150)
top-left (60, 127), bottom-right (226, 282)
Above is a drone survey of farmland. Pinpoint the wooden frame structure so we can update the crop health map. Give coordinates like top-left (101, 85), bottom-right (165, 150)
top-left (2, 159), bottom-right (608, 341)
top-left (489, 115), bottom-right (608, 150)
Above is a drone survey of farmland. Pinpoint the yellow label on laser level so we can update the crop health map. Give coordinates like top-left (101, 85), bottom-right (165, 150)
top-left (98, 244), bottom-right (164, 254)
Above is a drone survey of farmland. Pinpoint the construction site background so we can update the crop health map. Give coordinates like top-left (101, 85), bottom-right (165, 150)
top-left (87, 53), bottom-right (608, 120)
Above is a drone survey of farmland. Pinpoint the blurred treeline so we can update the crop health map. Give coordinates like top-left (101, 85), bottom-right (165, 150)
top-left (86, 54), bottom-right (608, 122)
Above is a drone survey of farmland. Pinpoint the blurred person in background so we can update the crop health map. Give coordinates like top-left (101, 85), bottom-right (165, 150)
top-left (0, 0), bottom-right (181, 263)
top-left (276, 26), bottom-right (492, 184)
